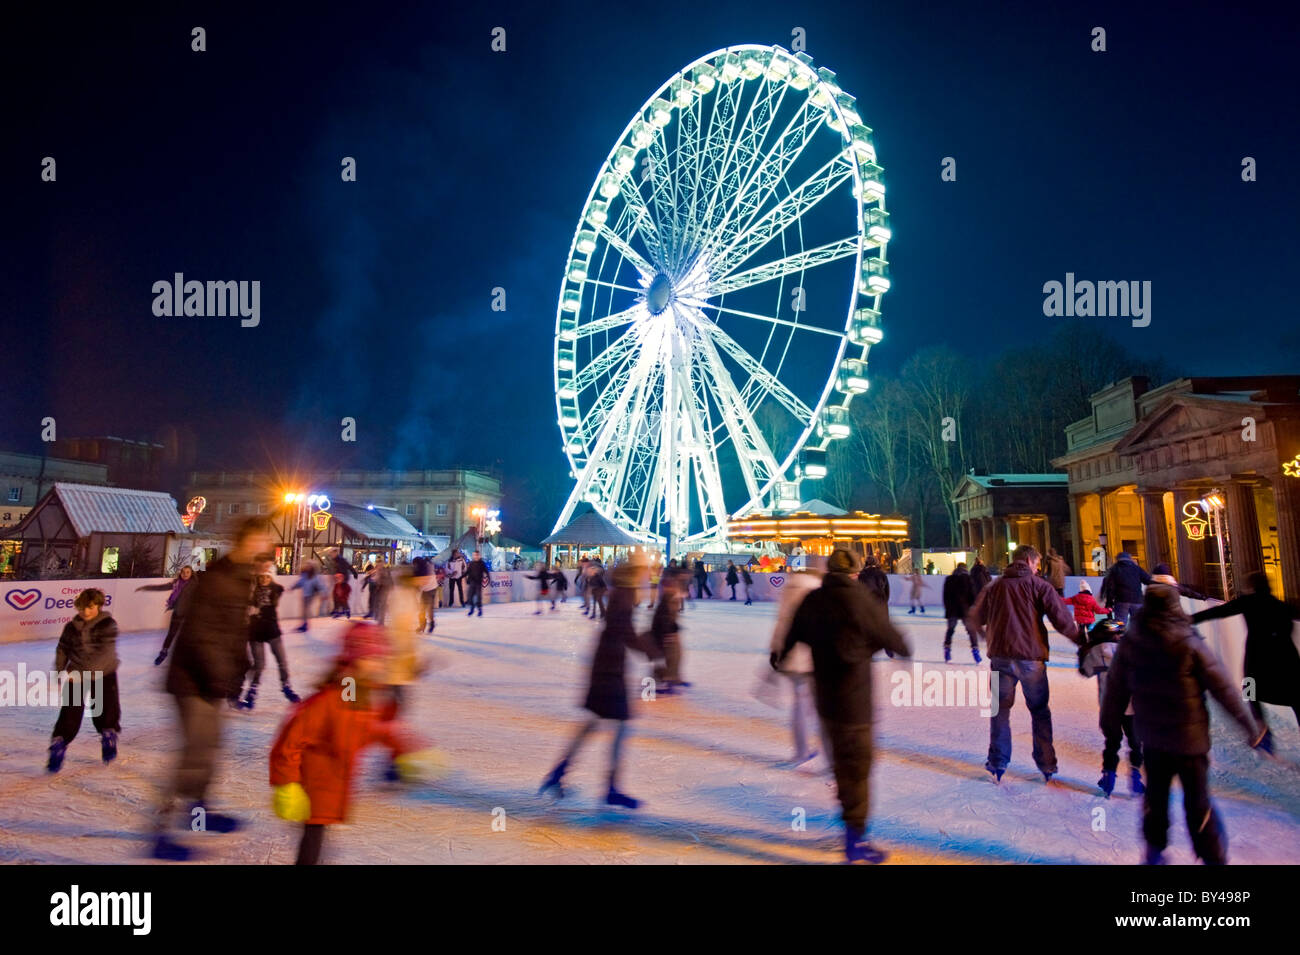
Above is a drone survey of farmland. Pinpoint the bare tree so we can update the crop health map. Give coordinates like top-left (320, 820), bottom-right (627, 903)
top-left (899, 347), bottom-right (970, 545)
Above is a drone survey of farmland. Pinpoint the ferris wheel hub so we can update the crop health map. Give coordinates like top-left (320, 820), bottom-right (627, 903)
top-left (646, 272), bottom-right (673, 315)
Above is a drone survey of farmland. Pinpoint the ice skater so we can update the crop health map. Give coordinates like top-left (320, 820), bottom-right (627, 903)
top-left (906, 570), bottom-right (927, 614)
top-left (1191, 570), bottom-right (1300, 740)
top-left (1101, 583), bottom-right (1271, 864)
top-left (941, 562), bottom-right (980, 663)
top-left (692, 559), bottom-right (712, 600)
top-left (330, 573), bottom-right (352, 618)
top-left (291, 560), bottom-right (326, 632)
top-left (48, 588), bottom-right (120, 772)
top-left (238, 561), bottom-right (300, 710)
top-left (1078, 616), bottom-right (1142, 796)
top-left (726, 560), bottom-right (740, 600)
top-left (539, 553), bottom-right (659, 808)
top-left (155, 564), bottom-right (195, 665)
top-left (465, 549), bottom-right (491, 617)
top-left (153, 517), bottom-right (272, 860)
top-left (776, 550), bottom-right (911, 863)
top-left (741, 560), bottom-right (754, 605)
top-left (270, 624), bottom-right (420, 864)
top-left (767, 568), bottom-right (825, 766)
top-left (552, 566), bottom-right (569, 603)
top-left (528, 564), bottom-right (554, 614)
top-left (650, 572), bottom-right (688, 694)
top-left (584, 561), bottom-right (608, 619)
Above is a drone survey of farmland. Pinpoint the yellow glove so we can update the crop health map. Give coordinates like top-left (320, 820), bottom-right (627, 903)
top-left (272, 782), bottom-right (311, 822)
top-left (392, 747), bottom-right (449, 783)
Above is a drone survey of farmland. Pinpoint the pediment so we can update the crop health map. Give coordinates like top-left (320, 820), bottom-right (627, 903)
top-left (1114, 397), bottom-right (1255, 453)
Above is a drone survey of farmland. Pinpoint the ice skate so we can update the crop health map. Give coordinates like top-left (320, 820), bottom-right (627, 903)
top-left (190, 805), bottom-right (243, 833)
top-left (282, 683), bottom-right (300, 704)
top-left (150, 834), bottom-right (193, 862)
top-left (240, 685), bottom-right (258, 711)
top-left (47, 738), bottom-right (67, 774)
top-left (538, 759), bottom-right (568, 799)
top-left (972, 647), bottom-right (982, 663)
top-left (605, 786), bottom-right (640, 809)
top-left (1129, 767), bottom-right (1145, 795)
top-left (154, 650), bottom-right (167, 666)
top-left (1097, 771), bottom-right (1116, 797)
top-left (1143, 847), bottom-right (1166, 865)
top-left (101, 730), bottom-right (118, 764)
top-left (844, 825), bottom-right (887, 864)
top-left (984, 761), bottom-right (1004, 783)
top-left (943, 646), bottom-right (951, 663)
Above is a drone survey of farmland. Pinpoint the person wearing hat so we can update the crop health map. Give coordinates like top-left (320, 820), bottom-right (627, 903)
top-left (1192, 570), bottom-right (1300, 741)
top-left (1149, 563), bottom-right (1207, 601)
top-left (1099, 551), bottom-right (1153, 625)
top-left (538, 551), bottom-right (660, 809)
top-left (269, 622), bottom-right (423, 865)
top-left (1101, 583), bottom-right (1270, 864)
top-left (775, 548), bottom-right (911, 864)
top-left (1064, 580), bottom-right (1109, 632)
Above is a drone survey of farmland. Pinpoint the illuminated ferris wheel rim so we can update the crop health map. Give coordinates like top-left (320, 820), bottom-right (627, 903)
top-left (552, 43), bottom-right (890, 544)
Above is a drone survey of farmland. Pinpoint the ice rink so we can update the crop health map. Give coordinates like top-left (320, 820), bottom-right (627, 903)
top-left (3, 596), bottom-right (1298, 865)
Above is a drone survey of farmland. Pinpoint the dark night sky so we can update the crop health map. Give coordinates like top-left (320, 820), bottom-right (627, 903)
top-left (5, 0), bottom-right (1298, 541)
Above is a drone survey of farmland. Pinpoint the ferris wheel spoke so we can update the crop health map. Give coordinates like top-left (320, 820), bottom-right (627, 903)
top-left (571, 304), bottom-right (643, 340)
top-left (613, 174), bottom-right (666, 266)
top-left (689, 236), bottom-right (860, 299)
top-left (691, 324), bottom-right (783, 502)
top-left (583, 278), bottom-right (648, 296)
top-left (642, 134), bottom-right (679, 267)
top-left (570, 327), bottom-right (642, 395)
top-left (682, 358), bottom-right (731, 529)
top-left (690, 312), bottom-right (815, 426)
top-left (688, 76), bottom-right (746, 275)
top-left (594, 222), bottom-right (656, 280)
top-left (683, 299), bottom-right (847, 340)
top-left (706, 153), bottom-right (855, 284)
top-left (695, 98), bottom-right (827, 268)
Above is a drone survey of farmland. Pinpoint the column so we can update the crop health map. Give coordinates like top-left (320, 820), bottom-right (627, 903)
top-left (1138, 488), bottom-right (1171, 570)
top-left (1225, 480), bottom-right (1263, 583)
top-left (982, 517), bottom-right (995, 565)
top-left (1068, 493), bottom-right (1084, 573)
top-left (1172, 487), bottom-right (1207, 593)
top-left (1270, 472), bottom-right (1300, 605)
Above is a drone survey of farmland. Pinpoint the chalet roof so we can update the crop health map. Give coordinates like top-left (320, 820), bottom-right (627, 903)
top-left (12, 482), bottom-right (188, 537)
top-left (542, 503), bottom-right (645, 546)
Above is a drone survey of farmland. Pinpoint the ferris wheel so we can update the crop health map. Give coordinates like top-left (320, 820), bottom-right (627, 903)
top-left (552, 44), bottom-right (890, 549)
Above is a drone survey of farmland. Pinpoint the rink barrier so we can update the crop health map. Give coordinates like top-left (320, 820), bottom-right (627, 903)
top-left (1, 573), bottom-right (1271, 688)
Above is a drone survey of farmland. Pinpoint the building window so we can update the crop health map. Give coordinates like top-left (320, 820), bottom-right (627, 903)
top-left (229, 502), bottom-right (241, 515)
top-left (436, 503), bottom-right (448, 516)
top-left (405, 503), bottom-right (417, 516)
top-left (101, 546), bottom-right (119, 574)
top-left (257, 503), bottom-right (268, 514)
top-left (7, 487), bottom-right (19, 503)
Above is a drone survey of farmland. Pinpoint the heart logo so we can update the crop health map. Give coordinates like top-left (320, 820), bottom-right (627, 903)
top-left (769, 575), bottom-right (785, 589)
top-left (5, 588), bottom-right (41, 611)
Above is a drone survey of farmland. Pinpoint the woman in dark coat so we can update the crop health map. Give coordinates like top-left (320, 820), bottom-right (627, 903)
top-left (1191, 571), bottom-right (1300, 736)
top-left (725, 561), bottom-right (740, 600)
top-left (539, 557), bottom-right (659, 808)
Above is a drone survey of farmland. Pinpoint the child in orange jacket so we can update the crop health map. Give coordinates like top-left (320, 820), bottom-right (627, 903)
top-left (269, 623), bottom-right (416, 864)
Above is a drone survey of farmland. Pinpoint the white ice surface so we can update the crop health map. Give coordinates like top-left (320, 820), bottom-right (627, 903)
top-left (2, 598), bottom-right (1297, 864)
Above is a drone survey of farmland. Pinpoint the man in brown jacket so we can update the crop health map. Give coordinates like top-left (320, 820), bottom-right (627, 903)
top-left (971, 545), bottom-right (1082, 782)
top-left (152, 516), bottom-right (273, 861)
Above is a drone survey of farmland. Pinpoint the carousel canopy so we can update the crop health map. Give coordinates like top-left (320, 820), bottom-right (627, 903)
top-left (541, 503), bottom-right (644, 547)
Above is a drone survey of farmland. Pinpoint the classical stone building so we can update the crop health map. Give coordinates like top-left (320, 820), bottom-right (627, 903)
top-left (951, 471), bottom-right (1071, 569)
top-left (1052, 376), bottom-right (1300, 601)
top-left (184, 468), bottom-right (502, 541)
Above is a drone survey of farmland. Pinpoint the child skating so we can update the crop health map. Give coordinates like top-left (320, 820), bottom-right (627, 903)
top-left (269, 623), bottom-right (422, 864)
top-left (1078, 616), bottom-right (1143, 796)
top-left (48, 588), bottom-right (120, 772)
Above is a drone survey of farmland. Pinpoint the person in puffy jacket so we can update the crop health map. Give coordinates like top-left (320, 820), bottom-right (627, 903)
top-left (778, 550), bottom-right (911, 864)
top-left (269, 623), bottom-right (418, 864)
top-left (1065, 580), bottom-right (1109, 630)
top-left (1099, 551), bottom-right (1152, 624)
top-left (970, 545), bottom-right (1081, 783)
top-left (1101, 584), bottom-right (1269, 865)
top-left (49, 588), bottom-right (120, 772)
